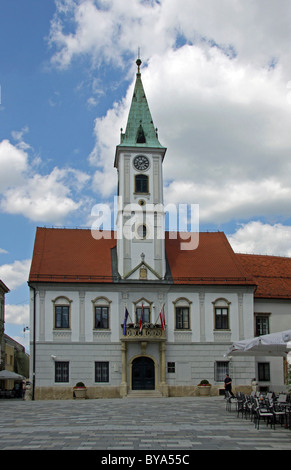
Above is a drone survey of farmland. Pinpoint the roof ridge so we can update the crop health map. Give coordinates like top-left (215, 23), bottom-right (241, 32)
top-left (237, 252), bottom-right (291, 260)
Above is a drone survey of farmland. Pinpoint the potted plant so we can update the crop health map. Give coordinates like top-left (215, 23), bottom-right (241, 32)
top-left (197, 379), bottom-right (212, 396)
top-left (73, 381), bottom-right (87, 399)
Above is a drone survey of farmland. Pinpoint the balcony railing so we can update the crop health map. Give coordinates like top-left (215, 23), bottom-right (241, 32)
top-left (121, 323), bottom-right (166, 340)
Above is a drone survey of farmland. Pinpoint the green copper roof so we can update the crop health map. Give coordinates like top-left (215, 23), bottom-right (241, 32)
top-left (118, 60), bottom-right (165, 150)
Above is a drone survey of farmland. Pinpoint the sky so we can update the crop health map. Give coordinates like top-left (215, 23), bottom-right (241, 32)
top-left (1, 0), bottom-right (291, 352)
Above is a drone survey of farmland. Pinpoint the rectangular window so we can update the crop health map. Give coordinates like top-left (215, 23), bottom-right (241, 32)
top-left (167, 362), bottom-right (175, 373)
top-left (258, 362), bottom-right (270, 381)
top-left (55, 305), bottom-right (69, 329)
top-left (175, 307), bottom-right (189, 329)
top-left (94, 306), bottom-right (109, 329)
top-left (255, 315), bottom-right (269, 336)
top-left (135, 174), bottom-right (149, 193)
top-left (95, 362), bottom-right (109, 383)
top-left (136, 307), bottom-right (150, 324)
top-left (55, 361), bottom-right (69, 383)
top-left (215, 361), bottom-right (229, 382)
top-left (215, 307), bottom-right (229, 330)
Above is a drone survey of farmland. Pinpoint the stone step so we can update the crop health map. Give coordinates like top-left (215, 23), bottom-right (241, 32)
top-left (126, 390), bottom-right (163, 398)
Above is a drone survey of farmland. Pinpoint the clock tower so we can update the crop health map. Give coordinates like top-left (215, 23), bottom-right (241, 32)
top-left (114, 58), bottom-right (167, 280)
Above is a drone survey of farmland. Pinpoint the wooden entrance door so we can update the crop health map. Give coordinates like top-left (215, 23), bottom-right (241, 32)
top-left (132, 357), bottom-right (155, 390)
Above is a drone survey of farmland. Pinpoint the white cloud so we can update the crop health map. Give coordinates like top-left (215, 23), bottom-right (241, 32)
top-left (11, 126), bottom-right (31, 151)
top-left (49, 0), bottom-right (168, 69)
top-left (89, 101), bottom-right (127, 197)
top-left (49, 0), bottom-right (291, 76)
top-left (5, 304), bottom-right (29, 326)
top-left (47, 0), bottom-right (291, 234)
top-left (0, 259), bottom-right (31, 290)
top-left (86, 45), bottom-right (291, 226)
top-left (228, 221), bottom-right (291, 257)
top-left (0, 139), bottom-right (90, 224)
top-left (164, 177), bottom-right (291, 225)
top-left (0, 140), bottom-right (28, 191)
top-left (1, 168), bottom-right (82, 224)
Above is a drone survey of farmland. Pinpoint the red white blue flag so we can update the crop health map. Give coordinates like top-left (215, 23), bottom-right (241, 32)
top-left (139, 304), bottom-right (143, 332)
top-left (123, 308), bottom-right (129, 335)
top-left (160, 304), bottom-right (166, 331)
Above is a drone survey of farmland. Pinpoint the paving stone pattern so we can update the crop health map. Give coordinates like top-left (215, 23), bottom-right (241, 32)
top-left (0, 396), bottom-right (290, 450)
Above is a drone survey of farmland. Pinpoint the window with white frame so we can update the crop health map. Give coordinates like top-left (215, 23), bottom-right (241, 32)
top-left (255, 314), bottom-right (270, 336)
top-left (92, 297), bottom-right (111, 330)
top-left (173, 298), bottom-right (192, 330)
top-left (213, 298), bottom-right (231, 330)
top-left (53, 296), bottom-right (72, 329)
top-left (215, 361), bottom-right (229, 382)
top-left (134, 298), bottom-right (152, 325)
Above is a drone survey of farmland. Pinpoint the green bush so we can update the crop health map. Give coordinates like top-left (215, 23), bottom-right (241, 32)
top-left (75, 382), bottom-right (85, 387)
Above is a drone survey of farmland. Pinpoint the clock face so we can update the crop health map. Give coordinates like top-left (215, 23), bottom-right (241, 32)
top-left (133, 155), bottom-right (150, 171)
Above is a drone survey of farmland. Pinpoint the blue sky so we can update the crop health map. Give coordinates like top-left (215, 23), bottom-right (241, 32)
top-left (1, 0), bottom-right (291, 351)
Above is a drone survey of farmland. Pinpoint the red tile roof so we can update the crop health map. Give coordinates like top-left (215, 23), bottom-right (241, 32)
top-left (165, 232), bottom-right (254, 286)
top-left (237, 253), bottom-right (291, 299)
top-left (29, 227), bottom-right (116, 283)
top-left (29, 227), bottom-right (255, 287)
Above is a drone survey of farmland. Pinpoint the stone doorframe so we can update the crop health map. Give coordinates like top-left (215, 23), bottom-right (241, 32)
top-left (120, 340), bottom-right (168, 397)
top-left (130, 354), bottom-right (157, 391)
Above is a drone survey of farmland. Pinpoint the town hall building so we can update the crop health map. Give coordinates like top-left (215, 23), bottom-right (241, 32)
top-left (28, 59), bottom-right (291, 400)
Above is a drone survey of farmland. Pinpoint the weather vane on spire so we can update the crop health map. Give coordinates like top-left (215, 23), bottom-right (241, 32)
top-left (136, 47), bottom-right (142, 73)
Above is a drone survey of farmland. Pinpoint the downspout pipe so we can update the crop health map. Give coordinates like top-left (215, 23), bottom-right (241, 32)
top-left (30, 285), bottom-right (36, 401)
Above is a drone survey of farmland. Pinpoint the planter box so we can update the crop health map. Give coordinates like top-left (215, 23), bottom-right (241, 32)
top-left (197, 385), bottom-right (211, 396)
top-left (73, 387), bottom-right (87, 399)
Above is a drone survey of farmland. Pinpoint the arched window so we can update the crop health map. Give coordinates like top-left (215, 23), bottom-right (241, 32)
top-left (52, 296), bottom-right (72, 329)
top-left (136, 125), bottom-right (146, 143)
top-left (173, 297), bottom-right (192, 330)
top-left (134, 298), bottom-right (152, 325)
top-left (212, 298), bottom-right (231, 330)
top-left (92, 297), bottom-right (111, 330)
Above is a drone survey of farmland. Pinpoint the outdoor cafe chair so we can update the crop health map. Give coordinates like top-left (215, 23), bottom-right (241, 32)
top-left (253, 398), bottom-right (274, 430)
top-left (271, 401), bottom-right (286, 428)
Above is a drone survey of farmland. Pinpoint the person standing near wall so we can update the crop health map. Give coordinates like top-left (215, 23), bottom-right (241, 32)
top-left (224, 374), bottom-right (235, 398)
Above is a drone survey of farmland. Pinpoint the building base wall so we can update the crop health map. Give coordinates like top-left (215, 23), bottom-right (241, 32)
top-left (33, 384), bottom-right (252, 400)
top-left (168, 385), bottom-right (252, 397)
top-left (34, 386), bottom-right (121, 400)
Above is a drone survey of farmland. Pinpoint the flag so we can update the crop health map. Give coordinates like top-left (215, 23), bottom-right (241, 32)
top-left (123, 308), bottom-right (129, 335)
top-left (139, 304), bottom-right (143, 332)
top-left (160, 304), bottom-right (166, 331)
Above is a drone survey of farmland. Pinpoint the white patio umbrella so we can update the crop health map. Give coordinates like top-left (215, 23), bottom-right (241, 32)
top-left (0, 370), bottom-right (26, 380)
top-left (225, 330), bottom-right (291, 357)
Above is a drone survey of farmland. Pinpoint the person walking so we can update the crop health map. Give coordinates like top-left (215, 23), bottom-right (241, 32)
top-left (21, 380), bottom-right (26, 400)
top-left (224, 373), bottom-right (235, 398)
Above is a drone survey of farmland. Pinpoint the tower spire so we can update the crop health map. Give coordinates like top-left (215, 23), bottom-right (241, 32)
top-left (116, 57), bottom-right (166, 152)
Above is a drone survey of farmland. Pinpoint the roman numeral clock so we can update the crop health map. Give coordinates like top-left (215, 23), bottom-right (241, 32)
top-left (133, 155), bottom-right (150, 171)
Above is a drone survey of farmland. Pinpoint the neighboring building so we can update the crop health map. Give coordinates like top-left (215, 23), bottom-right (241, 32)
top-left (4, 334), bottom-right (29, 378)
top-left (238, 254), bottom-right (291, 390)
top-left (28, 60), bottom-right (291, 400)
top-left (0, 280), bottom-right (9, 371)
top-left (1, 335), bottom-right (29, 391)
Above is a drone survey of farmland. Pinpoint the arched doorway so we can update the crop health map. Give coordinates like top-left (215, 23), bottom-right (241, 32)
top-left (132, 357), bottom-right (155, 390)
